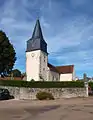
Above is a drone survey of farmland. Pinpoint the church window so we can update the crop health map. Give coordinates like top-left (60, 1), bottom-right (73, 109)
top-left (52, 76), bottom-right (55, 81)
top-left (39, 56), bottom-right (41, 64)
top-left (44, 55), bottom-right (45, 62)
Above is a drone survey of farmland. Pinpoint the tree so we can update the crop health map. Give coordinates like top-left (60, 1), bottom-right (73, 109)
top-left (11, 69), bottom-right (21, 77)
top-left (0, 30), bottom-right (16, 76)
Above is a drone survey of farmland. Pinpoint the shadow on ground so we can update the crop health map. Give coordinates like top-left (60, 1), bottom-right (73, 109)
top-left (24, 105), bottom-right (61, 115)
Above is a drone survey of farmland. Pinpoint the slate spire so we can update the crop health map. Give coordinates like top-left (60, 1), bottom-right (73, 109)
top-left (32, 19), bottom-right (43, 40)
top-left (26, 19), bottom-right (47, 54)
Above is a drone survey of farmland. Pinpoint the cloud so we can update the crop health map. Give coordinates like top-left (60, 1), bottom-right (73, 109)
top-left (70, 0), bottom-right (89, 6)
top-left (47, 16), bottom-right (93, 52)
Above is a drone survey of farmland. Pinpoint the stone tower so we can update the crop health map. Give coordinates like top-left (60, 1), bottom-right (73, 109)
top-left (26, 19), bottom-right (48, 81)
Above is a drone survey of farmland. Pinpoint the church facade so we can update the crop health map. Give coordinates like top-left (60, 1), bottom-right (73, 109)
top-left (26, 19), bottom-right (75, 81)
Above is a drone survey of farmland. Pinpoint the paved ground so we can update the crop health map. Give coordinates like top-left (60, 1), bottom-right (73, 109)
top-left (0, 97), bottom-right (93, 120)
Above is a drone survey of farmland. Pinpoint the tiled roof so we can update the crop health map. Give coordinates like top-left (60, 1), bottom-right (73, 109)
top-left (56, 65), bottom-right (74, 74)
top-left (48, 63), bottom-right (74, 74)
top-left (0, 77), bottom-right (23, 80)
top-left (48, 63), bottom-right (59, 73)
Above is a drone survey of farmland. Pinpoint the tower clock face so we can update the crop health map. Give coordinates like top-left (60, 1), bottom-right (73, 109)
top-left (31, 53), bottom-right (35, 57)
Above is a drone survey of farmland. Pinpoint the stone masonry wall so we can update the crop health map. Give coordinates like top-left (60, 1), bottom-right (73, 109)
top-left (0, 86), bottom-right (88, 100)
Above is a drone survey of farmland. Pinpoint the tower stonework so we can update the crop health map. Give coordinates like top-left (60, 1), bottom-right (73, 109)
top-left (26, 20), bottom-right (48, 81)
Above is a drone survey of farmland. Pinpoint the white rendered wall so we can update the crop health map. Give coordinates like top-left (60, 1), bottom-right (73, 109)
top-left (26, 50), bottom-right (47, 81)
top-left (26, 50), bottom-right (40, 81)
top-left (47, 68), bottom-right (60, 81)
top-left (60, 73), bottom-right (73, 81)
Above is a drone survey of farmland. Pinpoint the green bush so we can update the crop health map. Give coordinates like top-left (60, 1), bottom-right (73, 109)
top-left (30, 79), bottom-right (35, 82)
top-left (36, 91), bottom-right (54, 100)
top-left (0, 80), bottom-right (84, 88)
top-left (88, 82), bottom-right (93, 90)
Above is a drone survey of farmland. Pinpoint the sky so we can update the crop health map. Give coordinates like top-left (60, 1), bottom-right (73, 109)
top-left (0, 0), bottom-right (93, 78)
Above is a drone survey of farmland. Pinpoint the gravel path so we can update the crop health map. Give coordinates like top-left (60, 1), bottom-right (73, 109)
top-left (0, 97), bottom-right (93, 120)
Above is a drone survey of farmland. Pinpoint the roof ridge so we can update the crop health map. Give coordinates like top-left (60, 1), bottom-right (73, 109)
top-left (56, 65), bottom-right (74, 67)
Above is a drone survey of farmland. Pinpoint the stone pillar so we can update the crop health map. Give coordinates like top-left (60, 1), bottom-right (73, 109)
top-left (84, 82), bottom-right (88, 97)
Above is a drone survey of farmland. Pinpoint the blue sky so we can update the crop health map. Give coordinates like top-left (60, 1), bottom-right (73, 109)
top-left (0, 0), bottom-right (93, 78)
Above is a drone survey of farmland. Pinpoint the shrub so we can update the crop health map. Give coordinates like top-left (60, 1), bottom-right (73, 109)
top-left (30, 79), bottom-right (35, 82)
top-left (89, 82), bottom-right (93, 90)
top-left (0, 80), bottom-right (84, 88)
top-left (36, 91), bottom-right (54, 100)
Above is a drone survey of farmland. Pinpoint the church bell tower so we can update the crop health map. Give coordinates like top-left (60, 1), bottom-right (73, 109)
top-left (26, 19), bottom-right (48, 81)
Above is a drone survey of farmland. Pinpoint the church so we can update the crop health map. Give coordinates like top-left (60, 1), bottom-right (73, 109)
top-left (26, 19), bottom-right (75, 81)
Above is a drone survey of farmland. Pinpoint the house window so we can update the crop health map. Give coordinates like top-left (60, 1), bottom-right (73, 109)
top-left (43, 68), bottom-right (45, 71)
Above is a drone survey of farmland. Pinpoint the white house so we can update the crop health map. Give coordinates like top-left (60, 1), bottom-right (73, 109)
top-left (26, 19), bottom-right (75, 81)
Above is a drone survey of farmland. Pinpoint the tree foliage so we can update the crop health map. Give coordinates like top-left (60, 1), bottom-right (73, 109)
top-left (11, 69), bottom-right (21, 77)
top-left (0, 30), bottom-right (16, 76)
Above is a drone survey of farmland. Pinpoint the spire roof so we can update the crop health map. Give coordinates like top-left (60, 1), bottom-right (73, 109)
top-left (32, 19), bottom-right (43, 39)
top-left (26, 19), bottom-right (47, 54)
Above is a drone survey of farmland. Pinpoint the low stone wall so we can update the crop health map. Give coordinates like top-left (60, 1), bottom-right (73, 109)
top-left (0, 86), bottom-right (88, 100)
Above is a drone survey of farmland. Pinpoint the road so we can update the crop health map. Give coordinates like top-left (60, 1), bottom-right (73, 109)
top-left (0, 97), bottom-right (93, 120)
